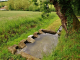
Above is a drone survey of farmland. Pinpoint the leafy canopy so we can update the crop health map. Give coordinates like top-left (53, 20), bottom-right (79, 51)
top-left (33, 0), bottom-right (80, 15)
top-left (33, 0), bottom-right (80, 31)
top-left (32, 0), bottom-right (51, 18)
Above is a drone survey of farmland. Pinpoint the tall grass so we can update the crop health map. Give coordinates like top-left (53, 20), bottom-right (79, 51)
top-left (0, 11), bottom-right (41, 45)
top-left (42, 29), bottom-right (80, 60)
top-left (0, 11), bottom-right (58, 46)
top-left (0, 11), bottom-right (59, 60)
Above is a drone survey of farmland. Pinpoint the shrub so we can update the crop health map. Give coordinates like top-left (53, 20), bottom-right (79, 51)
top-left (6, 0), bottom-right (55, 11)
top-left (7, 0), bottom-right (31, 11)
top-left (7, 0), bottom-right (14, 10)
top-left (1, 2), bottom-right (5, 7)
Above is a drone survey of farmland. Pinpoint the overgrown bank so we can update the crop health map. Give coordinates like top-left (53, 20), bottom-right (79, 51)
top-left (0, 11), bottom-right (58, 46)
top-left (0, 11), bottom-right (80, 60)
top-left (42, 29), bottom-right (80, 60)
top-left (0, 11), bottom-right (59, 60)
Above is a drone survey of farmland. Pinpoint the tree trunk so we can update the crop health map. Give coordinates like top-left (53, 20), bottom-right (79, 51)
top-left (52, 1), bottom-right (68, 33)
top-left (50, 0), bottom-right (80, 33)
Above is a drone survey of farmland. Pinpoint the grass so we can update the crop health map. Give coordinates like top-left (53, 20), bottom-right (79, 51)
top-left (46, 19), bottom-right (61, 31)
top-left (1, 11), bottom-right (79, 60)
top-left (44, 30), bottom-right (80, 60)
top-left (42, 16), bottom-right (80, 60)
top-left (42, 29), bottom-right (80, 60)
top-left (0, 11), bottom-right (41, 45)
top-left (0, 11), bottom-right (59, 60)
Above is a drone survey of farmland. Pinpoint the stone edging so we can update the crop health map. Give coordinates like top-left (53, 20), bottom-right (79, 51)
top-left (8, 29), bottom-right (57, 60)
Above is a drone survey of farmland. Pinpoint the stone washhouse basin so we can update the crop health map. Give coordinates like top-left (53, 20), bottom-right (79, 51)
top-left (8, 26), bottom-right (62, 60)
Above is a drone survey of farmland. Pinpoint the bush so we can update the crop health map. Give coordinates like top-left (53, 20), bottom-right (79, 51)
top-left (6, 0), bottom-right (40, 11)
top-left (49, 5), bottom-right (56, 12)
top-left (1, 2), bottom-right (5, 7)
top-left (6, 0), bottom-right (55, 11)
top-left (0, 6), bottom-right (1, 8)
top-left (7, 0), bottom-right (14, 10)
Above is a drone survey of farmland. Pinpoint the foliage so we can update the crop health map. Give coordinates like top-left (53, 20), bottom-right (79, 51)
top-left (33, 0), bottom-right (52, 18)
top-left (7, 0), bottom-right (37, 11)
top-left (49, 4), bottom-right (56, 12)
top-left (58, 0), bottom-right (74, 31)
top-left (6, 0), bottom-right (38, 11)
top-left (0, 2), bottom-right (5, 7)
top-left (0, 2), bottom-right (7, 8)
top-left (33, 0), bottom-right (80, 31)
top-left (28, 3), bottom-right (40, 11)
top-left (7, 0), bottom-right (14, 10)
top-left (14, 0), bottom-right (30, 10)
top-left (72, 0), bottom-right (80, 15)
top-left (50, 0), bottom-right (80, 32)
top-left (0, 0), bottom-right (56, 12)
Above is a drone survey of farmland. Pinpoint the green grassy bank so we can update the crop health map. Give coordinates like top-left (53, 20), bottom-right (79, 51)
top-left (43, 27), bottom-right (80, 60)
top-left (0, 11), bottom-right (59, 60)
top-left (0, 11), bottom-right (80, 60)
top-left (0, 11), bottom-right (41, 45)
top-left (43, 30), bottom-right (80, 60)
top-left (0, 11), bottom-right (59, 46)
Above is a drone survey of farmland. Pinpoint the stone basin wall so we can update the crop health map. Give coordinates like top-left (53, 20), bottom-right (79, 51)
top-left (8, 26), bottom-right (62, 60)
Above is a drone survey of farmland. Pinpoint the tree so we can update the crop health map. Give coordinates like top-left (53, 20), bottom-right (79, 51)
top-left (33, 0), bottom-right (80, 34)
top-left (7, 0), bottom-right (31, 10)
top-left (50, 0), bottom-right (80, 34)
